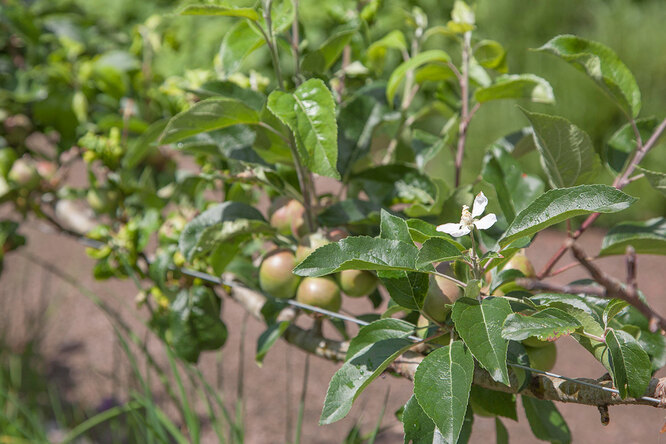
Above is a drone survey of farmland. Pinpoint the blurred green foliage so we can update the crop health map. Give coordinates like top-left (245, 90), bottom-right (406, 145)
top-left (1, 0), bottom-right (664, 224)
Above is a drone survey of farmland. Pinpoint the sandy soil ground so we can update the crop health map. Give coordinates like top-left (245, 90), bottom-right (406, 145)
top-left (1, 219), bottom-right (665, 443)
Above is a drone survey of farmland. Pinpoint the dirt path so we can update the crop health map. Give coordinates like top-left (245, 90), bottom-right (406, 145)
top-left (1, 221), bottom-right (665, 443)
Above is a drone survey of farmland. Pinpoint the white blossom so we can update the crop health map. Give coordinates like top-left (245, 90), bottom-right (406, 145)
top-left (436, 191), bottom-right (497, 237)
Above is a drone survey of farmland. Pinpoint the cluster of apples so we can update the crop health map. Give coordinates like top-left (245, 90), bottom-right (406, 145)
top-left (259, 199), bottom-right (377, 312)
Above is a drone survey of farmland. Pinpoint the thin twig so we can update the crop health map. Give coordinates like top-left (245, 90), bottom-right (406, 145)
top-left (454, 32), bottom-right (473, 187)
top-left (569, 241), bottom-right (666, 332)
top-left (537, 116), bottom-right (666, 279)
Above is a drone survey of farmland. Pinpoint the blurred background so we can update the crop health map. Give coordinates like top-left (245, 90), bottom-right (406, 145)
top-left (1, 0), bottom-right (665, 442)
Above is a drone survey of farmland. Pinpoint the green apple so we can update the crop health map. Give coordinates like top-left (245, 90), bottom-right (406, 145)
top-left (338, 269), bottom-right (378, 298)
top-left (422, 274), bottom-right (461, 322)
top-left (269, 198), bottom-right (305, 237)
top-left (503, 249), bottom-right (535, 278)
top-left (259, 249), bottom-right (301, 299)
top-left (525, 342), bottom-right (557, 372)
top-left (295, 231), bottom-right (331, 263)
top-left (296, 277), bottom-right (342, 312)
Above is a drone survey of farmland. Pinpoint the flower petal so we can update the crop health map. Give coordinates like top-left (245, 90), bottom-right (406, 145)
top-left (471, 191), bottom-right (488, 218)
top-left (436, 223), bottom-right (471, 237)
top-left (474, 213), bottom-right (497, 230)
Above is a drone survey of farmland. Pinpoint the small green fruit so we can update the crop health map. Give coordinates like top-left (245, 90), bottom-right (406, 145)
top-left (259, 249), bottom-right (300, 299)
top-left (503, 249), bottom-right (535, 278)
top-left (296, 231), bottom-right (330, 263)
top-left (422, 274), bottom-right (461, 322)
top-left (269, 199), bottom-right (305, 237)
top-left (296, 277), bottom-right (341, 312)
top-left (0, 148), bottom-right (18, 178)
top-left (338, 269), bottom-right (378, 298)
top-left (525, 342), bottom-right (557, 372)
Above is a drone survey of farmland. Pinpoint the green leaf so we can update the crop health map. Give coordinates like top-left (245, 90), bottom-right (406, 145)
top-left (603, 299), bottom-right (629, 327)
top-left (599, 217), bottom-right (666, 256)
top-left (367, 30), bottom-right (407, 70)
top-left (169, 287), bottom-right (228, 363)
top-left (536, 34), bottom-right (641, 117)
top-left (316, 199), bottom-right (381, 226)
top-left (320, 319), bottom-right (414, 424)
top-left (637, 167), bottom-right (666, 197)
top-left (219, 21), bottom-right (265, 75)
top-left (406, 219), bottom-right (465, 250)
top-left (379, 209), bottom-right (413, 244)
top-left (301, 26), bottom-right (356, 73)
top-left (267, 78), bottom-right (340, 179)
top-left (179, 201), bottom-right (270, 261)
top-left (387, 50), bottom-right (451, 105)
top-left (410, 130), bottom-right (449, 173)
top-left (502, 308), bottom-right (582, 341)
top-left (452, 298), bottom-right (513, 385)
top-left (475, 74), bottom-right (554, 104)
top-left (255, 321), bottom-right (290, 367)
top-left (178, 4), bottom-right (260, 21)
top-left (474, 40), bottom-right (507, 73)
top-left (482, 142), bottom-right (544, 223)
top-left (470, 386), bottom-right (517, 420)
top-left (345, 318), bottom-right (415, 359)
top-left (521, 109), bottom-right (601, 188)
top-left (160, 98), bottom-right (260, 144)
top-left (293, 236), bottom-right (419, 277)
top-left (336, 87), bottom-right (386, 177)
top-left (122, 119), bottom-right (169, 168)
top-left (266, 0), bottom-right (294, 33)
top-left (499, 184), bottom-right (636, 247)
top-left (495, 418), bottom-right (509, 444)
top-left (416, 238), bottom-right (464, 269)
top-left (378, 270), bottom-right (429, 310)
top-left (605, 119), bottom-right (659, 173)
top-left (349, 164), bottom-right (437, 207)
top-left (413, 342), bottom-right (474, 444)
top-left (606, 329), bottom-right (651, 399)
top-left (402, 395), bottom-right (444, 444)
top-left (522, 397), bottom-right (571, 444)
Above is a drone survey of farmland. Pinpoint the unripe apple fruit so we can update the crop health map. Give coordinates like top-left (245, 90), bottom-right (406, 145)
top-left (259, 249), bottom-right (300, 299)
top-left (269, 199), bottom-right (305, 237)
top-left (296, 277), bottom-right (341, 312)
top-left (338, 269), bottom-right (378, 298)
top-left (0, 148), bottom-right (18, 178)
top-left (503, 249), bottom-right (535, 278)
top-left (525, 342), bottom-right (557, 372)
top-left (422, 274), bottom-right (461, 322)
top-left (8, 158), bottom-right (39, 188)
top-left (296, 231), bottom-right (331, 263)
